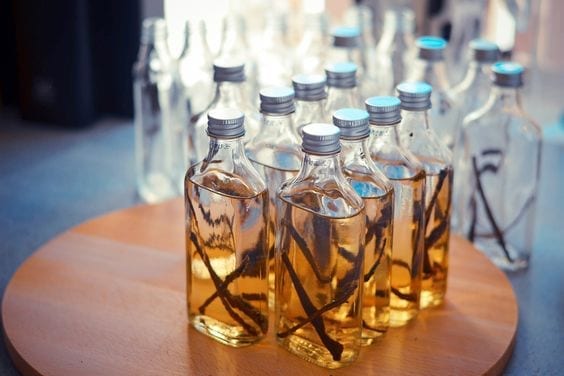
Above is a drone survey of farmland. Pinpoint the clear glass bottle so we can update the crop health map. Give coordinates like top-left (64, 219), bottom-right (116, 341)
top-left (373, 7), bottom-right (416, 95)
top-left (275, 123), bottom-right (365, 369)
top-left (185, 108), bottom-right (269, 347)
top-left (333, 108), bottom-right (394, 345)
top-left (329, 26), bottom-right (377, 99)
top-left (133, 18), bottom-right (188, 203)
top-left (292, 73), bottom-right (327, 137)
top-left (396, 82), bottom-right (453, 309)
top-left (246, 87), bottom-right (303, 306)
top-left (455, 62), bottom-right (541, 271)
top-left (254, 13), bottom-right (292, 89)
top-left (365, 96), bottom-right (425, 326)
top-left (408, 36), bottom-right (458, 149)
top-left (324, 62), bottom-right (362, 122)
top-left (293, 12), bottom-right (329, 75)
top-left (450, 39), bottom-right (499, 147)
top-left (192, 60), bottom-right (259, 165)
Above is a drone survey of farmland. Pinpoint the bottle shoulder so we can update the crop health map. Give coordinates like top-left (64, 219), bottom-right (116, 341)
top-left (369, 139), bottom-right (425, 179)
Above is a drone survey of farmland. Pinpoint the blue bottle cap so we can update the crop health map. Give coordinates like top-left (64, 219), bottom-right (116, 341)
top-left (259, 86), bottom-right (295, 114)
top-left (491, 61), bottom-right (524, 88)
top-left (332, 26), bottom-right (361, 48)
top-left (333, 108), bottom-right (370, 140)
top-left (302, 123), bottom-right (341, 155)
top-left (365, 96), bottom-right (402, 124)
top-left (416, 36), bottom-right (447, 61)
top-left (396, 82), bottom-right (432, 111)
top-left (469, 39), bottom-right (499, 63)
top-left (292, 74), bottom-right (327, 101)
top-left (213, 59), bottom-right (246, 82)
top-left (325, 62), bottom-right (357, 89)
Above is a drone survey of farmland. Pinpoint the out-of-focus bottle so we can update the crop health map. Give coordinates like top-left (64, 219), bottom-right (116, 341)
top-left (365, 96), bottom-right (425, 326)
top-left (255, 13), bottom-right (292, 90)
top-left (292, 73), bottom-right (327, 137)
top-left (133, 18), bottom-right (188, 203)
top-left (455, 62), bottom-right (541, 271)
top-left (373, 7), bottom-right (416, 95)
top-left (293, 12), bottom-right (329, 75)
top-left (396, 82), bottom-right (453, 309)
top-left (408, 36), bottom-right (458, 149)
top-left (246, 87), bottom-right (302, 306)
top-left (193, 60), bottom-right (259, 164)
top-left (185, 108), bottom-right (269, 347)
top-left (324, 62), bottom-right (362, 121)
top-left (450, 39), bottom-right (499, 146)
top-left (275, 123), bottom-right (365, 369)
top-left (333, 108), bottom-right (394, 345)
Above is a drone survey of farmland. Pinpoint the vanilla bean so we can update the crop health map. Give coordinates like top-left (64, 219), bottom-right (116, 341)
top-left (471, 157), bottom-right (513, 263)
top-left (280, 252), bottom-right (344, 361)
top-left (391, 287), bottom-right (418, 302)
top-left (241, 293), bottom-right (268, 301)
top-left (468, 195), bottom-right (477, 242)
top-left (362, 320), bottom-right (387, 334)
top-left (364, 239), bottom-right (387, 283)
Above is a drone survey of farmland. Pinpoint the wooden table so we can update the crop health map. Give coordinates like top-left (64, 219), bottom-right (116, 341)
top-left (1, 198), bottom-right (518, 375)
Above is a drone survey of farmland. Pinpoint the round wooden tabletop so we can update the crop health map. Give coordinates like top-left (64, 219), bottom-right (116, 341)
top-left (2, 198), bottom-right (518, 375)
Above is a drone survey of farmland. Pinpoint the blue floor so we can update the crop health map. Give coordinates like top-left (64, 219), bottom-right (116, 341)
top-left (0, 111), bottom-right (562, 375)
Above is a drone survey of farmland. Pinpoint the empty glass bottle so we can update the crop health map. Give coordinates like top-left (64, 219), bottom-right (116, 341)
top-left (365, 96), bottom-right (425, 326)
top-left (133, 18), bottom-right (188, 203)
top-left (193, 60), bottom-right (259, 165)
top-left (333, 108), bottom-right (394, 344)
top-left (275, 123), bottom-right (365, 369)
top-left (408, 36), bottom-right (458, 149)
top-left (246, 87), bottom-right (302, 305)
top-left (396, 82), bottom-right (453, 309)
top-left (455, 62), bottom-right (541, 271)
top-left (185, 108), bottom-right (269, 347)
top-left (450, 39), bottom-right (499, 146)
top-left (292, 73), bottom-right (327, 137)
top-left (254, 13), bottom-right (292, 89)
top-left (324, 62), bottom-right (362, 121)
top-left (293, 12), bottom-right (329, 75)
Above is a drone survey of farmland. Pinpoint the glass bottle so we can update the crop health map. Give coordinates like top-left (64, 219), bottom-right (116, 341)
top-left (192, 59), bottom-right (259, 165)
top-left (450, 39), bottom-right (499, 147)
top-left (133, 18), bottom-right (188, 203)
top-left (333, 108), bottom-right (394, 344)
top-left (254, 13), bottom-right (292, 89)
top-left (246, 87), bottom-right (303, 306)
top-left (185, 108), bottom-right (269, 347)
top-left (275, 123), bottom-right (365, 369)
top-left (455, 62), bottom-right (541, 271)
top-left (293, 12), bottom-right (329, 75)
top-left (373, 6), bottom-right (416, 95)
top-left (324, 62), bottom-right (362, 122)
top-left (292, 73), bottom-right (327, 137)
top-left (396, 82), bottom-right (453, 309)
top-left (365, 96), bottom-right (425, 326)
top-left (178, 19), bottom-right (214, 120)
top-left (407, 36), bottom-right (458, 149)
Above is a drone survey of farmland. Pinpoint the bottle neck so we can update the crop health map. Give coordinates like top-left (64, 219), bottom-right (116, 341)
top-left (487, 86), bottom-right (522, 111)
top-left (182, 26), bottom-right (210, 58)
top-left (369, 122), bottom-right (402, 145)
top-left (418, 59), bottom-right (450, 90)
top-left (298, 152), bottom-right (343, 181)
top-left (212, 81), bottom-right (247, 106)
top-left (205, 136), bottom-right (247, 165)
top-left (259, 113), bottom-right (299, 141)
top-left (326, 86), bottom-right (358, 105)
top-left (138, 37), bottom-right (171, 62)
top-left (401, 109), bottom-right (430, 130)
top-left (340, 137), bottom-right (371, 164)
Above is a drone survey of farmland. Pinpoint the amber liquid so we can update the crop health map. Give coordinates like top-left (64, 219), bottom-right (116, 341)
top-left (387, 172), bottom-right (425, 327)
top-left (186, 174), bottom-right (269, 347)
top-left (276, 198), bottom-right (364, 369)
top-left (249, 161), bottom-right (299, 308)
top-left (420, 168), bottom-right (453, 309)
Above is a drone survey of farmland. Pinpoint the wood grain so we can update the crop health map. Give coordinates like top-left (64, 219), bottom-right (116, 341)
top-left (2, 198), bottom-right (518, 375)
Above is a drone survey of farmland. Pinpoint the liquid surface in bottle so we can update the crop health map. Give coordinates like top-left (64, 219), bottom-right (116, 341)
top-left (186, 172), bottom-right (269, 347)
top-left (421, 167), bottom-right (453, 308)
top-left (276, 197), bottom-right (364, 369)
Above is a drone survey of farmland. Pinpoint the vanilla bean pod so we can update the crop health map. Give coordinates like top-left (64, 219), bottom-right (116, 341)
top-left (364, 239), bottom-right (387, 283)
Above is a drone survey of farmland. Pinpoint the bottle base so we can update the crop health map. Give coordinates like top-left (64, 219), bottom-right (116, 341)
top-left (420, 290), bottom-right (445, 309)
top-left (361, 330), bottom-right (386, 346)
top-left (389, 309), bottom-right (418, 327)
top-left (474, 238), bottom-right (530, 271)
top-left (190, 314), bottom-right (264, 347)
top-left (278, 334), bottom-right (358, 369)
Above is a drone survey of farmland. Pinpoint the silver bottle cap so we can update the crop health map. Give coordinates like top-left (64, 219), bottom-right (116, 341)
top-left (325, 62), bottom-right (357, 89)
top-left (213, 59), bottom-right (246, 82)
top-left (365, 96), bottom-right (402, 124)
top-left (416, 36), bottom-right (447, 61)
top-left (332, 108), bottom-right (370, 140)
top-left (292, 74), bottom-right (327, 101)
top-left (141, 18), bottom-right (167, 43)
top-left (259, 87), bottom-right (295, 114)
top-left (332, 26), bottom-right (361, 48)
top-left (207, 108), bottom-right (245, 139)
top-left (470, 39), bottom-right (499, 63)
top-left (491, 61), bottom-right (524, 88)
top-left (302, 123), bottom-right (341, 155)
top-left (396, 82), bottom-right (432, 111)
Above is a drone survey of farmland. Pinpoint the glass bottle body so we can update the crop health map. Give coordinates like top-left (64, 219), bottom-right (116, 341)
top-left (276, 153), bottom-right (365, 369)
top-left (455, 88), bottom-right (541, 270)
top-left (246, 114), bottom-right (302, 305)
top-left (324, 87), bottom-right (362, 122)
top-left (185, 136), bottom-right (269, 346)
top-left (368, 124), bottom-right (425, 326)
top-left (398, 110), bottom-right (453, 308)
top-left (294, 99), bottom-right (326, 137)
top-left (340, 139), bottom-right (394, 344)
top-left (133, 35), bottom-right (188, 203)
top-left (293, 14), bottom-right (328, 75)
